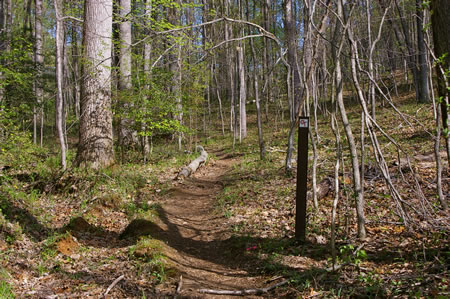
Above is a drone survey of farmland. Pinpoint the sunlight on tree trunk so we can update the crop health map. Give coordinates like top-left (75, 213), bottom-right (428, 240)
top-left (76, 0), bottom-right (114, 170)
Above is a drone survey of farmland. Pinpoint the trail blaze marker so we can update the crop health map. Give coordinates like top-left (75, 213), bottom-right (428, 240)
top-left (296, 116), bottom-right (309, 241)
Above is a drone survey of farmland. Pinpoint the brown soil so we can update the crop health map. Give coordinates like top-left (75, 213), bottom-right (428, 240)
top-left (3, 149), bottom-right (287, 298)
top-left (147, 149), bottom-right (272, 298)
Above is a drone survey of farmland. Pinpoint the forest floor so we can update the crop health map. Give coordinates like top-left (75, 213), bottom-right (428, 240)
top-left (0, 147), bottom-right (296, 298)
top-left (0, 96), bottom-right (449, 298)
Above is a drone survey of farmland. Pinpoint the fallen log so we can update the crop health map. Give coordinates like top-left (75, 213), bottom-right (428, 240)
top-left (198, 280), bottom-right (288, 296)
top-left (176, 146), bottom-right (208, 179)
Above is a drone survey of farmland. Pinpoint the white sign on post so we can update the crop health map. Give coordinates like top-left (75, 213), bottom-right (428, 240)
top-left (299, 118), bottom-right (309, 128)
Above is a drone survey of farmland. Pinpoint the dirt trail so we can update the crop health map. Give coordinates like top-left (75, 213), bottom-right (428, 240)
top-left (152, 149), bottom-right (269, 298)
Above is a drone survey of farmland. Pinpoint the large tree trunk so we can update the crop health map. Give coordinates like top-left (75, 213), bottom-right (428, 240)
top-left (430, 0), bottom-right (449, 209)
top-left (430, 0), bottom-right (450, 163)
top-left (54, 0), bottom-right (67, 170)
top-left (76, 0), bottom-right (114, 170)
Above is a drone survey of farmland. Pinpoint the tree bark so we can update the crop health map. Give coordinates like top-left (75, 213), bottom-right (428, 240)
top-left (250, 28), bottom-right (265, 160)
top-left (0, 0), bottom-right (5, 108)
top-left (338, 0), bottom-right (366, 239)
top-left (34, 0), bottom-right (44, 146)
top-left (415, 0), bottom-right (430, 103)
top-left (168, 2), bottom-right (183, 151)
top-left (176, 146), bottom-right (208, 179)
top-left (263, 0), bottom-right (273, 122)
top-left (394, 0), bottom-right (420, 101)
top-left (71, 27), bottom-right (81, 119)
top-left (76, 0), bottom-right (114, 169)
top-left (119, 0), bottom-right (137, 149)
top-left (430, 0), bottom-right (450, 164)
top-left (142, 0), bottom-right (152, 161)
top-left (284, 0), bottom-right (301, 173)
top-left (54, 0), bottom-right (67, 170)
top-left (237, 45), bottom-right (247, 141)
top-left (284, 0), bottom-right (301, 123)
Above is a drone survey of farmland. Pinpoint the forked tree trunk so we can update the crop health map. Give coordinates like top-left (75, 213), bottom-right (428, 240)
top-left (76, 0), bottom-right (114, 169)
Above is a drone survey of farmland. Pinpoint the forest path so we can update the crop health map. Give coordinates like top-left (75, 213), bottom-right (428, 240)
top-left (152, 148), bottom-right (269, 298)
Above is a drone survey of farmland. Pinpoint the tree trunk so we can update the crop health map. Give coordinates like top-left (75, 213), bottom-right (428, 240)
top-left (250, 32), bottom-right (265, 160)
top-left (176, 146), bottom-right (208, 179)
top-left (142, 0), bottom-right (152, 161)
top-left (224, 0), bottom-right (236, 143)
top-left (168, 3), bottom-right (183, 151)
top-left (430, 0), bottom-right (450, 164)
top-left (54, 0), bottom-right (67, 170)
top-left (366, 0), bottom-right (376, 120)
top-left (415, 0), bottom-right (430, 103)
top-left (237, 45), bottom-right (247, 142)
top-left (394, 0), bottom-right (420, 101)
top-left (76, 0), bottom-right (114, 169)
top-left (72, 27), bottom-right (81, 119)
top-left (263, 0), bottom-right (273, 122)
top-left (284, 0), bottom-right (301, 123)
top-left (213, 58), bottom-right (225, 136)
top-left (0, 0), bottom-right (4, 107)
top-left (119, 0), bottom-right (137, 149)
top-left (284, 0), bottom-right (302, 173)
top-left (338, 0), bottom-right (366, 240)
top-left (34, 0), bottom-right (44, 146)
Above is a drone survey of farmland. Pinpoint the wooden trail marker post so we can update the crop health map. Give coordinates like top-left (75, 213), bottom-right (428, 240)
top-left (296, 117), bottom-right (309, 241)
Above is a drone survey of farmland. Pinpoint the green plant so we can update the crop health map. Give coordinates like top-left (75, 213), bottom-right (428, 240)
top-left (40, 232), bottom-right (68, 261)
top-left (0, 280), bottom-right (15, 298)
top-left (339, 244), bottom-right (367, 266)
top-left (358, 272), bottom-right (385, 296)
